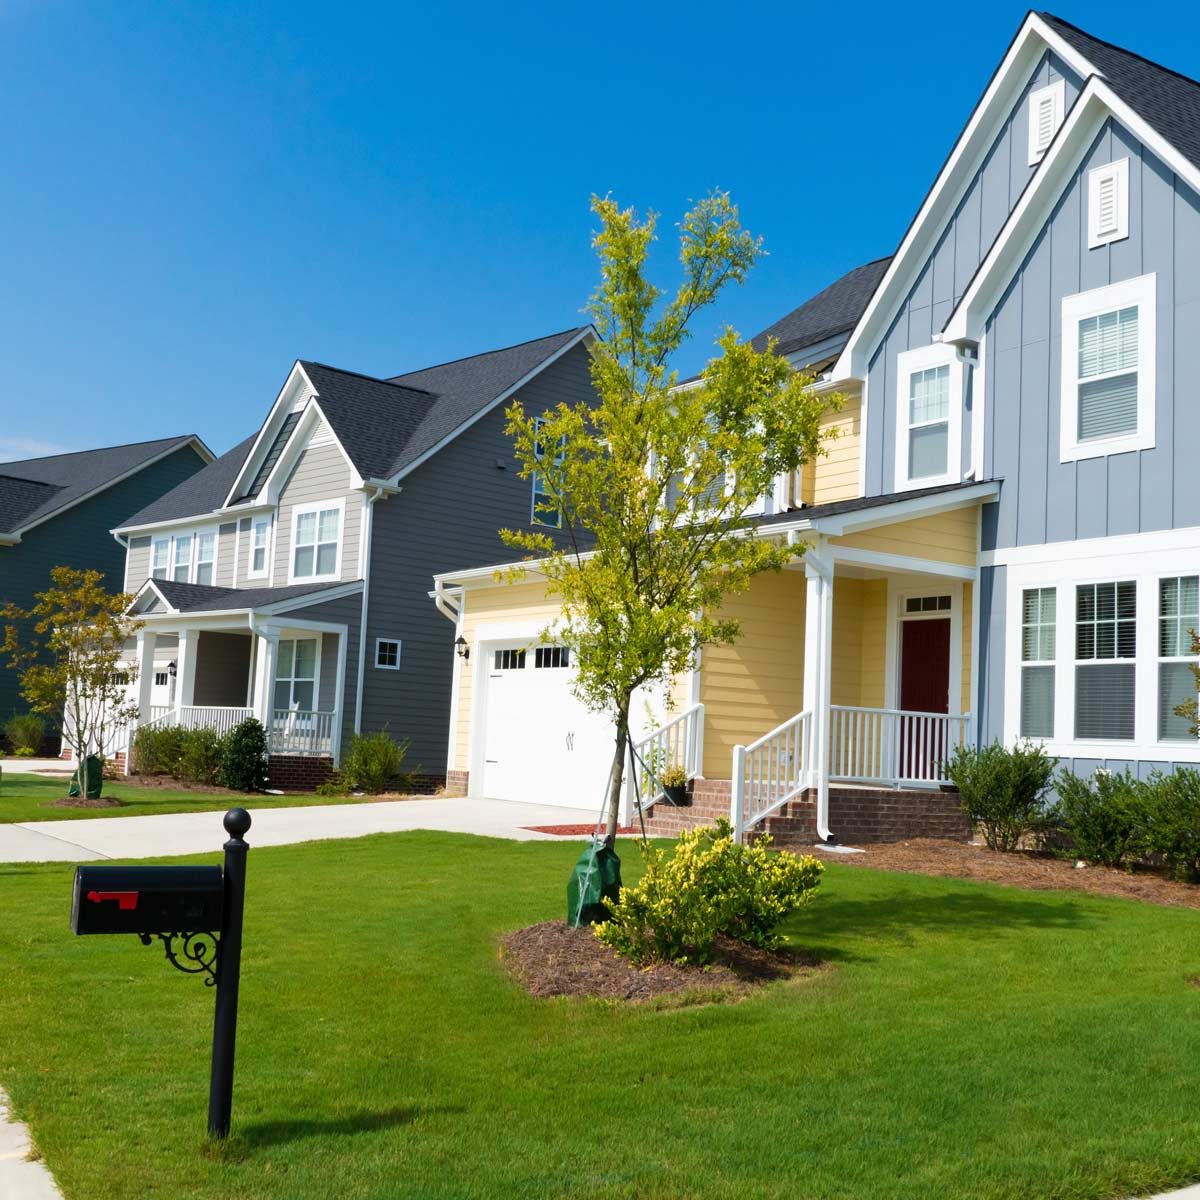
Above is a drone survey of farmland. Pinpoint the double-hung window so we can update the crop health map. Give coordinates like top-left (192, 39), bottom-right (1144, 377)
top-left (1074, 581), bottom-right (1136, 740)
top-left (249, 516), bottom-right (271, 578)
top-left (150, 537), bottom-right (170, 580)
top-left (531, 418), bottom-right (565, 528)
top-left (1158, 576), bottom-right (1199, 741)
top-left (274, 638), bottom-right (317, 712)
top-left (150, 530), bottom-right (216, 584)
top-left (894, 344), bottom-right (962, 491)
top-left (1020, 587), bottom-right (1056, 738)
top-left (172, 534), bottom-right (193, 583)
top-left (290, 501), bottom-right (342, 582)
top-left (195, 531), bottom-right (216, 586)
top-left (1060, 274), bottom-right (1155, 462)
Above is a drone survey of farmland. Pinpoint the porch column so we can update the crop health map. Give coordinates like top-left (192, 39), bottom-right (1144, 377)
top-left (803, 552), bottom-right (834, 841)
top-left (174, 629), bottom-right (197, 717)
top-left (131, 630), bottom-right (156, 775)
top-left (252, 629), bottom-right (280, 738)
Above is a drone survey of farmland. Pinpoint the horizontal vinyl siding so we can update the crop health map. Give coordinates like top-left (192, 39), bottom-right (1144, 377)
top-left (214, 523), bottom-right (237, 587)
top-left (192, 632), bottom-right (252, 706)
top-left (806, 394), bottom-right (862, 504)
top-left (281, 593), bottom-right (361, 757)
top-left (830, 506), bottom-right (979, 567)
top-left (273, 442), bottom-right (361, 585)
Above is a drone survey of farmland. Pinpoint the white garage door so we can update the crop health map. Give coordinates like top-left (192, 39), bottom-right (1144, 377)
top-left (480, 643), bottom-right (616, 809)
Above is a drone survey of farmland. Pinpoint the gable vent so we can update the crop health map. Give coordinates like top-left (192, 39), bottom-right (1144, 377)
top-left (1027, 80), bottom-right (1065, 166)
top-left (1088, 159), bottom-right (1130, 248)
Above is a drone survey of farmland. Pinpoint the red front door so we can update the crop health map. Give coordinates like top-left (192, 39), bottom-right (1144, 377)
top-left (899, 618), bottom-right (951, 780)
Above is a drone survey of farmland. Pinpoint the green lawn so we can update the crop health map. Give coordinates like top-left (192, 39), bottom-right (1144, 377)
top-left (2, 833), bottom-right (1200, 1200)
top-left (0, 771), bottom-right (378, 823)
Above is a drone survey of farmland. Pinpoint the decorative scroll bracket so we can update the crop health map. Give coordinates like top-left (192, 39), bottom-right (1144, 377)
top-left (138, 931), bottom-right (220, 986)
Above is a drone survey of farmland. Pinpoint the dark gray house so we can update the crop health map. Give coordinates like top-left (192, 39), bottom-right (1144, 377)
top-left (0, 436), bottom-right (212, 741)
top-left (109, 327), bottom-right (596, 786)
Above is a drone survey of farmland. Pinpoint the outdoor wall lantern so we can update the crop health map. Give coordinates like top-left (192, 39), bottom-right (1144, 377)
top-left (455, 636), bottom-right (470, 661)
top-left (69, 809), bottom-right (252, 1138)
top-left (167, 660), bottom-right (177, 678)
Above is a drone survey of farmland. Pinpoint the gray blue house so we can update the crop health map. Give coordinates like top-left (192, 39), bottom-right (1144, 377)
top-left (0, 436), bottom-right (212, 746)
top-left (109, 327), bottom-right (596, 786)
top-left (432, 12), bottom-right (1200, 842)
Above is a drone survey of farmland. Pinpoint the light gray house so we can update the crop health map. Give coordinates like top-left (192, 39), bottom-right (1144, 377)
top-left (111, 327), bottom-right (596, 787)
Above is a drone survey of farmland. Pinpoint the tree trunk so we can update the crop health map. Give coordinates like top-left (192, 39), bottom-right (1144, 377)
top-left (602, 701), bottom-right (632, 846)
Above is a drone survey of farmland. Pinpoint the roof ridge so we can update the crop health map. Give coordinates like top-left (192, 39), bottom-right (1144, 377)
top-left (1041, 11), bottom-right (1200, 92)
top-left (388, 325), bottom-right (589, 381)
top-left (0, 434), bottom-right (196, 468)
top-left (300, 360), bottom-right (440, 397)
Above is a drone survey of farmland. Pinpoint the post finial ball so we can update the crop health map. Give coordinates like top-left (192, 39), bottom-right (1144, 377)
top-left (223, 808), bottom-right (252, 839)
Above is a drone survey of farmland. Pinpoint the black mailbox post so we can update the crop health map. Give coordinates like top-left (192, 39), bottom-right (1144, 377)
top-left (70, 808), bottom-right (252, 1139)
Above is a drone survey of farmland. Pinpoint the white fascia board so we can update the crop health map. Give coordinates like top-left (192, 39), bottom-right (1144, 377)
top-left (220, 361), bottom-right (313, 508)
top-left (945, 78), bottom-right (1200, 344)
top-left (260, 397), bottom-right (364, 504)
top-left (829, 543), bottom-right (977, 581)
top-left (114, 510), bottom-right (236, 538)
top-left (0, 533), bottom-right (20, 546)
top-left (809, 481), bottom-right (998, 537)
top-left (387, 327), bottom-right (597, 485)
top-left (831, 14), bottom-right (1097, 383)
top-left (433, 549), bottom-right (600, 590)
top-left (127, 578), bottom-right (178, 615)
top-left (256, 581), bottom-right (364, 615)
top-left (8, 435), bottom-right (212, 540)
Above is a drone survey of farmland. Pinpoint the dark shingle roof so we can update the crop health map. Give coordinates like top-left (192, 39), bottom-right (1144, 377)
top-left (753, 480), bottom-right (993, 529)
top-left (750, 258), bottom-right (892, 360)
top-left (147, 578), bottom-right (361, 613)
top-left (1042, 13), bottom-right (1200, 175)
top-left (120, 434), bottom-right (259, 529)
top-left (0, 436), bottom-right (203, 536)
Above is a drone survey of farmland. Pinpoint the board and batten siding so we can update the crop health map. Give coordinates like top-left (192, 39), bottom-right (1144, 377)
top-left (272, 437), bottom-right (362, 586)
top-left (364, 342), bottom-right (597, 773)
top-left (864, 51), bottom-right (1083, 497)
top-left (981, 119), bottom-right (1200, 551)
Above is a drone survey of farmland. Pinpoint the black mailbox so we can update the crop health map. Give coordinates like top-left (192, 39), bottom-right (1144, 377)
top-left (71, 865), bottom-right (224, 936)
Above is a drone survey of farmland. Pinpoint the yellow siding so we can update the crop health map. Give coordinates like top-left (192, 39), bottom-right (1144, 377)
top-left (698, 570), bottom-right (806, 778)
top-left (962, 581), bottom-right (973, 712)
top-left (859, 579), bottom-right (888, 709)
top-left (451, 579), bottom-right (563, 771)
top-left (806, 393), bottom-right (862, 504)
top-left (830, 577), bottom-right (864, 707)
top-left (831, 506), bottom-right (979, 567)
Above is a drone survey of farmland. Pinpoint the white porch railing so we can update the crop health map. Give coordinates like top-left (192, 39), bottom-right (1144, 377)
top-left (270, 709), bottom-right (336, 756)
top-left (731, 709), bottom-right (813, 841)
top-left (174, 706), bottom-right (256, 737)
top-left (828, 705), bottom-right (972, 787)
top-left (626, 703), bottom-right (704, 812)
top-left (143, 705), bottom-right (174, 728)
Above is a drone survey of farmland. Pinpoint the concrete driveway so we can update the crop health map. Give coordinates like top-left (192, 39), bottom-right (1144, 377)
top-left (0, 796), bottom-right (597, 863)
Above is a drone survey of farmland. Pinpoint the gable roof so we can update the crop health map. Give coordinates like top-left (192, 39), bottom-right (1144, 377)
top-left (750, 257), bottom-right (892, 360)
top-left (0, 436), bottom-right (210, 538)
top-left (139, 577), bottom-right (362, 614)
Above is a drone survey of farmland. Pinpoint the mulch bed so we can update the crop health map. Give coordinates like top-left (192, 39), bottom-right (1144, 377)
top-left (47, 796), bottom-right (125, 810)
top-left (522, 824), bottom-right (635, 836)
top-left (123, 774), bottom-right (234, 794)
top-left (500, 920), bottom-right (825, 1003)
top-left (810, 838), bottom-right (1200, 911)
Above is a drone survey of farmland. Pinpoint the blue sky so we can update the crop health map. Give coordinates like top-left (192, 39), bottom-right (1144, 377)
top-left (2, 0), bottom-right (1197, 461)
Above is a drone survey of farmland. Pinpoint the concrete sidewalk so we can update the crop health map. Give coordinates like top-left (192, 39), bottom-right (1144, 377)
top-left (1, 796), bottom-right (597, 863)
top-left (0, 1090), bottom-right (62, 1199)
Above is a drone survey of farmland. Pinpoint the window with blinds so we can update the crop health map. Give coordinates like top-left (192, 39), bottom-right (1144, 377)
top-left (1076, 305), bottom-right (1139, 442)
top-left (907, 364), bottom-right (950, 480)
top-left (1088, 159), bottom-right (1129, 248)
top-left (1020, 587), bottom-right (1056, 738)
top-left (1159, 575), bottom-right (1199, 741)
top-left (1075, 581), bottom-right (1136, 740)
top-left (1027, 80), bottom-right (1065, 165)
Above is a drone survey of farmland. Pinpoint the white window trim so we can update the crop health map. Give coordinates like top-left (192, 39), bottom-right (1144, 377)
top-left (150, 527), bottom-right (219, 586)
top-left (1087, 158), bottom-right (1130, 249)
top-left (374, 637), bottom-right (402, 671)
top-left (1003, 547), bottom-right (1200, 760)
top-left (247, 515), bottom-right (272, 580)
top-left (1156, 576), bottom-right (1200, 744)
top-left (1027, 79), bottom-right (1065, 166)
top-left (287, 498), bottom-right (344, 585)
top-left (194, 528), bottom-right (218, 587)
top-left (1059, 273), bottom-right (1156, 463)
top-left (273, 633), bottom-right (323, 714)
top-left (893, 343), bottom-right (963, 493)
top-left (1019, 587), bottom-right (1057, 740)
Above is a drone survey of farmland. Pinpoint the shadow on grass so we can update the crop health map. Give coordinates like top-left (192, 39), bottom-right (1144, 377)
top-left (241, 1105), bottom-right (465, 1147)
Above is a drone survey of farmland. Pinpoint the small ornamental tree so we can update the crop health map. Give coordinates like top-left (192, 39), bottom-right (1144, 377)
top-left (501, 193), bottom-right (836, 843)
top-left (1173, 630), bottom-right (1200, 736)
top-left (1, 567), bottom-right (141, 797)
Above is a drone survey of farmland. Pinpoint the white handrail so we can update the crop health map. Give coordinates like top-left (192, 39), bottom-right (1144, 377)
top-left (626, 703), bottom-right (704, 812)
top-left (174, 706), bottom-right (256, 737)
top-left (829, 705), bottom-right (971, 787)
top-left (270, 709), bottom-right (336, 756)
top-left (731, 709), bottom-right (812, 842)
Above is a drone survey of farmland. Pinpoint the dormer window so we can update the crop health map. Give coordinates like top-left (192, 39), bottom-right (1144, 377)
top-left (894, 344), bottom-right (963, 491)
top-left (1027, 80), bottom-right (1065, 165)
top-left (1088, 159), bottom-right (1129, 248)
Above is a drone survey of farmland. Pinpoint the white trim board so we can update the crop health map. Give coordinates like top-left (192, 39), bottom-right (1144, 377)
top-left (980, 525), bottom-right (1200, 569)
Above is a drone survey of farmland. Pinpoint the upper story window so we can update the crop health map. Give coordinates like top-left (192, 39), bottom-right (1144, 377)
top-left (195, 531), bottom-right (215, 586)
top-left (290, 500), bottom-right (342, 583)
top-left (150, 530), bottom-right (216, 586)
top-left (1088, 159), bottom-right (1129, 248)
top-left (172, 534), bottom-right (193, 582)
top-left (894, 344), bottom-right (963, 491)
top-left (1059, 274), bottom-right (1156, 463)
top-left (248, 516), bottom-right (271, 578)
top-left (1027, 79), bottom-right (1065, 165)
top-left (531, 418), bottom-right (564, 528)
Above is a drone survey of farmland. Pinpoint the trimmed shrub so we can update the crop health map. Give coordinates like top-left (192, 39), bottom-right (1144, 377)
top-left (1145, 768), bottom-right (1200, 882)
top-left (132, 724), bottom-right (187, 775)
top-left (341, 730), bottom-right (411, 794)
top-left (944, 740), bottom-right (1057, 851)
top-left (5, 713), bottom-right (45, 755)
top-left (595, 819), bottom-right (823, 965)
top-left (1055, 768), bottom-right (1150, 868)
top-left (177, 727), bottom-right (224, 785)
top-left (218, 718), bottom-right (269, 793)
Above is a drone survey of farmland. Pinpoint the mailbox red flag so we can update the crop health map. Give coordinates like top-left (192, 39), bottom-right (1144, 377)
top-left (86, 890), bottom-right (139, 910)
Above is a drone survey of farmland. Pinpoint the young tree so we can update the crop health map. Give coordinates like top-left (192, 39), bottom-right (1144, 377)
top-left (1173, 630), bottom-right (1200, 736)
top-left (2, 567), bottom-right (142, 797)
top-left (501, 193), bottom-right (838, 844)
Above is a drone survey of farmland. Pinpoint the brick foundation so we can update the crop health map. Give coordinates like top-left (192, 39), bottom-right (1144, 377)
top-left (405, 773), bottom-right (447, 795)
top-left (444, 770), bottom-right (470, 797)
top-left (267, 755), bottom-right (335, 791)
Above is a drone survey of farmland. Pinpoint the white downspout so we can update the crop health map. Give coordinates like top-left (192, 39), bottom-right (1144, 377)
top-left (354, 486), bottom-right (384, 734)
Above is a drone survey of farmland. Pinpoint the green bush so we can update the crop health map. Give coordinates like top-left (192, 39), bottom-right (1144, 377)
top-left (5, 712), bottom-right (45, 755)
top-left (944, 740), bottom-right (1057, 851)
top-left (341, 730), bottom-right (411, 794)
top-left (218, 718), bottom-right (268, 792)
top-left (1055, 768), bottom-right (1150, 868)
top-left (176, 727), bottom-right (224, 785)
top-left (595, 819), bottom-right (823, 965)
top-left (1144, 768), bottom-right (1200, 882)
top-left (132, 724), bottom-right (187, 775)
